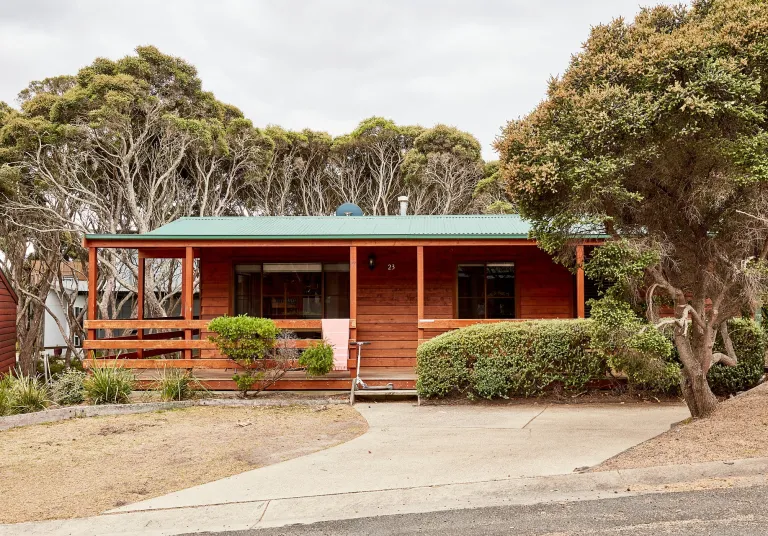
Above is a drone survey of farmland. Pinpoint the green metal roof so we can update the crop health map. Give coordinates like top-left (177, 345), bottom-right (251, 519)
top-left (86, 215), bottom-right (538, 241)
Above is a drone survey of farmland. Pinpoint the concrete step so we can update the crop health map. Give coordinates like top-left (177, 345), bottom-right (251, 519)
top-left (350, 389), bottom-right (419, 404)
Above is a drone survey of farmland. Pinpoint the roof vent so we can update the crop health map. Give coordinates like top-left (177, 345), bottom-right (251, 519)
top-left (397, 196), bottom-right (409, 216)
top-left (335, 202), bottom-right (363, 217)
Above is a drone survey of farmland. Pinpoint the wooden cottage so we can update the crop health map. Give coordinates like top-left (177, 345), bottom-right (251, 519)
top-left (0, 266), bottom-right (18, 374)
top-left (82, 214), bottom-right (601, 390)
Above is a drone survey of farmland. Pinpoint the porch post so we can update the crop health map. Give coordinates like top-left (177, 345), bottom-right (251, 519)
top-left (576, 244), bottom-right (585, 318)
top-left (417, 246), bottom-right (424, 344)
top-left (137, 250), bottom-right (145, 359)
top-left (183, 246), bottom-right (194, 359)
top-left (349, 246), bottom-right (357, 376)
top-left (87, 247), bottom-right (98, 350)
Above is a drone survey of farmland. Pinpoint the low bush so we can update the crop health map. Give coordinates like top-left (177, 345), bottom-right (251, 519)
top-left (416, 320), bottom-right (608, 399)
top-left (208, 315), bottom-right (281, 397)
top-left (83, 365), bottom-right (135, 404)
top-left (708, 318), bottom-right (765, 396)
top-left (0, 375), bottom-right (12, 415)
top-left (51, 369), bottom-right (87, 406)
top-left (299, 340), bottom-right (335, 377)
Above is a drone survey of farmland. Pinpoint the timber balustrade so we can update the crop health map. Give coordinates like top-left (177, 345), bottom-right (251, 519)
top-left (82, 318), bottom-right (355, 370)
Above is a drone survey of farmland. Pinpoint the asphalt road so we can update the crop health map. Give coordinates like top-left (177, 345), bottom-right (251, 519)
top-left (194, 485), bottom-right (768, 536)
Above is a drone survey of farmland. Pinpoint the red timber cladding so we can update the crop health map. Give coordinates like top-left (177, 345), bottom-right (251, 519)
top-left (0, 278), bottom-right (17, 374)
top-left (421, 245), bottom-right (575, 341)
top-left (355, 247), bottom-right (418, 368)
top-left (198, 246), bottom-right (349, 359)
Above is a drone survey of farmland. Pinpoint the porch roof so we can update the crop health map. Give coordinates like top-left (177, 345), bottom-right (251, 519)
top-left (86, 215), bottom-right (541, 241)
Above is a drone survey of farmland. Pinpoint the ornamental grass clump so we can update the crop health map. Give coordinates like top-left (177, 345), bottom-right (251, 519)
top-left (83, 365), bottom-right (135, 404)
top-left (153, 368), bottom-right (203, 401)
top-left (0, 372), bottom-right (51, 414)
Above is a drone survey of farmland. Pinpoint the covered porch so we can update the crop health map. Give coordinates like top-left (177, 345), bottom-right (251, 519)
top-left (82, 215), bottom-right (597, 390)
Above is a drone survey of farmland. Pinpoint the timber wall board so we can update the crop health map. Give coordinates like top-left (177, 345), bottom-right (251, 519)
top-left (0, 274), bottom-right (17, 374)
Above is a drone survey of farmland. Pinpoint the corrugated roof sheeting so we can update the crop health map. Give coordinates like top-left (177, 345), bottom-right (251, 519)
top-left (87, 215), bottom-right (537, 240)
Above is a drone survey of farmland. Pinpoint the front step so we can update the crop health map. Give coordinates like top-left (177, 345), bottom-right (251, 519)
top-left (350, 389), bottom-right (419, 404)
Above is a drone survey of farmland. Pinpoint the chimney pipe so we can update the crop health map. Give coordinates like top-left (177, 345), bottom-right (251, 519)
top-left (397, 195), bottom-right (409, 216)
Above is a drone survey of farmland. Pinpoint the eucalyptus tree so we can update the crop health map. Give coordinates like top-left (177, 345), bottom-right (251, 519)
top-left (403, 124), bottom-right (484, 215)
top-left (495, 0), bottom-right (768, 417)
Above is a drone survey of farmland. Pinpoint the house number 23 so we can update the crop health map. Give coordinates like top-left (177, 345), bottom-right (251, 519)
top-left (387, 264), bottom-right (395, 271)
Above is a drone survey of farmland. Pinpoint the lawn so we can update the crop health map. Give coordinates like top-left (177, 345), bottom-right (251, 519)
top-left (0, 404), bottom-right (367, 523)
top-left (594, 382), bottom-right (768, 471)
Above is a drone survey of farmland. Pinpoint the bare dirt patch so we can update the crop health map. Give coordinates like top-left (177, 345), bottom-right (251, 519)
top-left (0, 404), bottom-right (366, 523)
top-left (593, 382), bottom-right (768, 472)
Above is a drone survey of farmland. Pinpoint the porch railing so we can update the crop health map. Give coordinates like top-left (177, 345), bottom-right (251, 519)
top-left (82, 319), bottom-right (355, 370)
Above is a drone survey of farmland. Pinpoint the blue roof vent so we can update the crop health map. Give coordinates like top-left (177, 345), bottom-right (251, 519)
top-left (335, 202), bottom-right (363, 217)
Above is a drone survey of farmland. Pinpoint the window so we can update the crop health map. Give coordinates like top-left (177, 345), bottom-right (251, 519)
top-left (234, 263), bottom-right (350, 319)
top-left (234, 264), bottom-right (261, 317)
top-left (457, 263), bottom-right (516, 319)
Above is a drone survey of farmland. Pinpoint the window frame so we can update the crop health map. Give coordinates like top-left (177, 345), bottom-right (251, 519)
top-left (455, 262), bottom-right (518, 319)
top-left (232, 262), bottom-right (350, 319)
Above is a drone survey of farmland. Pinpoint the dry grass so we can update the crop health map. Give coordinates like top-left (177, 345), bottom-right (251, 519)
top-left (0, 404), bottom-right (367, 523)
top-left (594, 381), bottom-right (768, 472)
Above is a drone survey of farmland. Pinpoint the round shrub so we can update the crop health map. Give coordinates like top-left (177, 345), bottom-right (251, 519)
top-left (51, 369), bottom-right (87, 406)
top-left (708, 318), bottom-right (765, 396)
top-left (299, 340), bottom-right (335, 377)
top-left (416, 320), bottom-right (608, 399)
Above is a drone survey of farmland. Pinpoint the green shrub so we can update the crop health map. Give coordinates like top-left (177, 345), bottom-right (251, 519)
top-left (299, 340), bottom-right (335, 377)
top-left (0, 374), bottom-right (14, 416)
top-left (708, 318), bottom-right (765, 396)
top-left (208, 316), bottom-right (280, 364)
top-left (154, 368), bottom-right (199, 401)
top-left (51, 369), bottom-right (87, 406)
top-left (9, 372), bottom-right (50, 413)
top-left (84, 365), bottom-right (135, 404)
top-left (416, 320), bottom-right (608, 399)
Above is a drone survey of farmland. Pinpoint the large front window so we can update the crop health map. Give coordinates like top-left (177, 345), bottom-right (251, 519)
top-left (234, 263), bottom-right (349, 319)
top-left (457, 263), bottom-right (516, 319)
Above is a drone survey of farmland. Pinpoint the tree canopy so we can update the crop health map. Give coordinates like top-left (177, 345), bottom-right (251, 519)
top-left (0, 46), bottom-right (496, 372)
top-left (495, 0), bottom-right (768, 417)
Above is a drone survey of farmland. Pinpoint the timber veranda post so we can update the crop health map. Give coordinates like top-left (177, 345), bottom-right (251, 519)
top-left (183, 246), bottom-right (194, 360)
top-left (576, 244), bottom-right (586, 319)
top-left (417, 245), bottom-right (424, 345)
top-left (87, 246), bottom-right (98, 361)
top-left (349, 246), bottom-right (357, 377)
top-left (137, 250), bottom-right (145, 359)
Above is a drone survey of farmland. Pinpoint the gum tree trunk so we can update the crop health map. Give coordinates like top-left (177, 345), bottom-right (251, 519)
top-left (675, 331), bottom-right (719, 418)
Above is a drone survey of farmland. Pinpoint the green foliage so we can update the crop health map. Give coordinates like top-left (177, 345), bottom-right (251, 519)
top-left (708, 318), bottom-right (766, 396)
top-left (0, 372), bottom-right (51, 414)
top-left (232, 370), bottom-right (261, 396)
top-left (154, 368), bottom-right (198, 402)
top-left (588, 296), bottom-right (680, 392)
top-left (208, 315), bottom-right (279, 365)
top-left (208, 315), bottom-right (280, 396)
top-left (83, 365), bottom-right (135, 405)
top-left (298, 340), bottom-right (335, 377)
top-left (416, 320), bottom-right (608, 399)
top-left (50, 369), bottom-right (86, 406)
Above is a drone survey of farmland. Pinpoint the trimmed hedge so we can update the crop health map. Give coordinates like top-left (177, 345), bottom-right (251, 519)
top-left (708, 318), bottom-right (765, 396)
top-left (416, 320), bottom-right (608, 399)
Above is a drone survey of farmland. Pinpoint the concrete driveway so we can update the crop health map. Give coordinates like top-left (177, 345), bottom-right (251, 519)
top-left (115, 401), bottom-right (688, 513)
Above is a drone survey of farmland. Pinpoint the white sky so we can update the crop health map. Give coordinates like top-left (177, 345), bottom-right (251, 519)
top-left (0, 0), bottom-right (663, 160)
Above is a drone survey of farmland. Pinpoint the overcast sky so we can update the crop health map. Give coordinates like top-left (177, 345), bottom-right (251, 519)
top-left (0, 0), bottom-right (662, 160)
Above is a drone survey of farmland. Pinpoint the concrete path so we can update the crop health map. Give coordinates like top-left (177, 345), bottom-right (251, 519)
top-left (115, 402), bottom-right (688, 512)
top-left (0, 402), bottom-right (697, 536)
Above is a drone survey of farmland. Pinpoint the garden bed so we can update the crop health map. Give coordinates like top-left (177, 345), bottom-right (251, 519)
top-left (0, 404), bottom-right (367, 523)
top-left (592, 381), bottom-right (768, 472)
